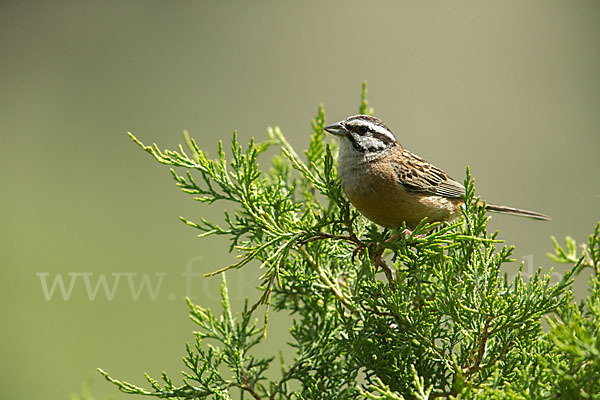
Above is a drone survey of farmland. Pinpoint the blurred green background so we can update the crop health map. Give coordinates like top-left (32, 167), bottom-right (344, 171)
top-left (1, 1), bottom-right (599, 399)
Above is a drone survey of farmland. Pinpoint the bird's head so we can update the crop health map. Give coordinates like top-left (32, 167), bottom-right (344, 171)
top-left (324, 114), bottom-right (397, 154)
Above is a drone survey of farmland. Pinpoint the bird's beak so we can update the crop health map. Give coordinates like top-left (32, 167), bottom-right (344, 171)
top-left (324, 121), bottom-right (347, 137)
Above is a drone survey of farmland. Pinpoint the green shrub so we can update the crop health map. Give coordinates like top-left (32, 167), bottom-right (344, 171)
top-left (100, 84), bottom-right (600, 399)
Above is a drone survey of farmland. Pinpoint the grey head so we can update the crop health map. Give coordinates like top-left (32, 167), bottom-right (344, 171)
top-left (324, 114), bottom-right (397, 154)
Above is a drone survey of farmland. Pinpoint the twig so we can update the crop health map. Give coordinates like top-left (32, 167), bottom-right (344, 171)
top-left (269, 363), bottom-right (299, 400)
top-left (464, 316), bottom-right (492, 377)
top-left (581, 244), bottom-right (599, 275)
top-left (298, 232), bottom-right (362, 246)
top-left (231, 370), bottom-right (262, 400)
top-left (296, 245), bottom-right (358, 314)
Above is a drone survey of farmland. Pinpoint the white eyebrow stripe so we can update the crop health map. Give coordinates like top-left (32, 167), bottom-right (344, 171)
top-left (350, 120), bottom-right (384, 133)
top-left (345, 116), bottom-right (397, 142)
top-left (370, 124), bottom-right (394, 138)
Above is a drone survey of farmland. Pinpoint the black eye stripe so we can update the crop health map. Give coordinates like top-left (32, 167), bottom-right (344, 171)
top-left (345, 115), bottom-right (393, 134)
top-left (347, 124), bottom-right (369, 135)
top-left (346, 122), bottom-right (395, 145)
top-left (372, 131), bottom-right (395, 145)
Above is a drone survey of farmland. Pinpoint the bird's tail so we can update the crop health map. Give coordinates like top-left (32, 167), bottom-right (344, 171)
top-left (483, 203), bottom-right (551, 221)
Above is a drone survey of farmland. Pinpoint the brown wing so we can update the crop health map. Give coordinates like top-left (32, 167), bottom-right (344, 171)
top-left (391, 149), bottom-right (465, 198)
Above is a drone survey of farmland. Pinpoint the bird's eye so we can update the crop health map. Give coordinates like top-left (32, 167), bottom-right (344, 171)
top-left (357, 126), bottom-right (368, 135)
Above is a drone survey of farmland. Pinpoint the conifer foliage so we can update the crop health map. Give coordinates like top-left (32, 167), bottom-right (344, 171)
top-left (100, 85), bottom-right (600, 399)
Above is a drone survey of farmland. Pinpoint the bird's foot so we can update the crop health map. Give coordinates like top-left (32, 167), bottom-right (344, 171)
top-left (386, 228), bottom-right (426, 243)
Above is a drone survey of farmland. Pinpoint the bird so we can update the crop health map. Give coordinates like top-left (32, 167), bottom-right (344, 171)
top-left (323, 114), bottom-right (550, 230)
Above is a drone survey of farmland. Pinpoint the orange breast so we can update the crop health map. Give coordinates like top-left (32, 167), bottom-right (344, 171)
top-left (341, 161), bottom-right (462, 229)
